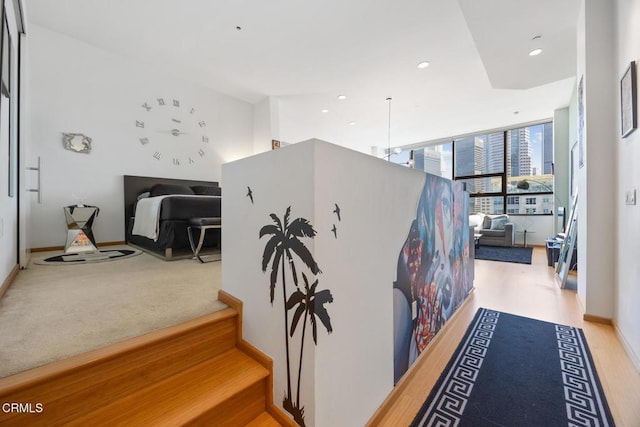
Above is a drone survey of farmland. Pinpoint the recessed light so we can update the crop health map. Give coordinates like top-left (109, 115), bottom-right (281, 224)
top-left (514, 111), bottom-right (520, 115)
top-left (321, 109), bottom-right (329, 113)
top-left (337, 95), bottom-right (347, 100)
top-left (349, 121), bottom-right (356, 126)
top-left (529, 48), bottom-right (542, 57)
top-left (235, 26), bottom-right (242, 31)
top-left (417, 61), bottom-right (430, 69)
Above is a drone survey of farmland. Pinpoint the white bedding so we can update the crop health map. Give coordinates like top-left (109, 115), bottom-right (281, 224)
top-left (131, 195), bottom-right (172, 241)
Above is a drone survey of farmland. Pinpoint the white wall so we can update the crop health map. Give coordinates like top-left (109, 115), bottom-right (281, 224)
top-left (614, 0), bottom-right (640, 368)
top-left (222, 140), bottom-right (431, 426)
top-left (0, 0), bottom-right (23, 284)
top-left (507, 215), bottom-right (554, 246)
top-left (27, 24), bottom-right (254, 248)
top-left (253, 96), bottom-right (282, 155)
top-left (223, 141), bottom-right (318, 424)
top-left (553, 107), bottom-right (570, 235)
top-left (575, 0), bottom-right (616, 318)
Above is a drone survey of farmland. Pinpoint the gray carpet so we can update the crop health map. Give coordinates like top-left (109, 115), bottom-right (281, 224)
top-left (0, 245), bottom-right (226, 378)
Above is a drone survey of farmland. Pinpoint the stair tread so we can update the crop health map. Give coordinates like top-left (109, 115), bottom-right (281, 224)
top-left (69, 348), bottom-right (269, 426)
top-left (246, 412), bottom-right (283, 426)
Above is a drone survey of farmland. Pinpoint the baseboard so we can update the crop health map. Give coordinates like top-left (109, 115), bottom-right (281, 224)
top-left (613, 320), bottom-right (640, 373)
top-left (31, 245), bottom-right (64, 253)
top-left (31, 241), bottom-right (127, 253)
top-left (0, 264), bottom-right (19, 301)
top-left (583, 314), bottom-right (613, 325)
top-left (267, 403), bottom-right (297, 426)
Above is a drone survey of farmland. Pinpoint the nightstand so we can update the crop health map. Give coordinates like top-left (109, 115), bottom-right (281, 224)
top-left (64, 205), bottom-right (99, 253)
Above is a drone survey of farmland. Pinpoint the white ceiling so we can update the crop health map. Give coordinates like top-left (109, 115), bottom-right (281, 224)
top-left (25, 0), bottom-right (581, 154)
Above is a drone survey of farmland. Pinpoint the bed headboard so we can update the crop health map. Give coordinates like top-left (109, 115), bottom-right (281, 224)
top-left (123, 175), bottom-right (219, 237)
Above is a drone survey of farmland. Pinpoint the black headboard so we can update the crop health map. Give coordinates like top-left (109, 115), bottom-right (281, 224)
top-left (123, 175), bottom-right (219, 237)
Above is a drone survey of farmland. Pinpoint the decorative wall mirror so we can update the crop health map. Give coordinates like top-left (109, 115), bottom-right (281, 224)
top-left (62, 133), bottom-right (92, 154)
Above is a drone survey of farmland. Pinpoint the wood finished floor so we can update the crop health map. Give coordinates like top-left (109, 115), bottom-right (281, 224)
top-left (372, 247), bottom-right (640, 427)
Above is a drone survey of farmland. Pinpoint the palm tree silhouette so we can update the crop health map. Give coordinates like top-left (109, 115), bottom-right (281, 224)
top-left (260, 206), bottom-right (322, 424)
top-left (287, 273), bottom-right (333, 407)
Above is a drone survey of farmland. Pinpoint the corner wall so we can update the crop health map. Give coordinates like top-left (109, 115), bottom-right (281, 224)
top-left (26, 24), bottom-right (254, 248)
top-left (614, 0), bottom-right (640, 368)
top-left (575, 0), bottom-right (616, 318)
top-left (222, 140), bottom-right (471, 426)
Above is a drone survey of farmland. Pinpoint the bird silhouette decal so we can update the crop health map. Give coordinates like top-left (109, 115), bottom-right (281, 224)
top-left (247, 186), bottom-right (254, 204)
top-left (331, 224), bottom-right (337, 238)
top-left (333, 203), bottom-right (341, 221)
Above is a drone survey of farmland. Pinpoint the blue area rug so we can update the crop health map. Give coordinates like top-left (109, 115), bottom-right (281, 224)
top-left (411, 308), bottom-right (615, 427)
top-left (475, 245), bottom-right (533, 264)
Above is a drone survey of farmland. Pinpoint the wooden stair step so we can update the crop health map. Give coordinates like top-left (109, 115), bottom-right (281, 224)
top-left (0, 308), bottom-right (240, 426)
top-left (246, 412), bottom-right (284, 426)
top-left (67, 347), bottom-right (269, 426)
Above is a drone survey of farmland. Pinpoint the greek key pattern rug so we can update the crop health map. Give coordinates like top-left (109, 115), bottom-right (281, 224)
top-left (411, 308), bottom-right (615, 427)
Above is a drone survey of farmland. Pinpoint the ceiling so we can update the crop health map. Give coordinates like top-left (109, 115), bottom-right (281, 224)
top-left (25, 0), bottom-right (581, 154)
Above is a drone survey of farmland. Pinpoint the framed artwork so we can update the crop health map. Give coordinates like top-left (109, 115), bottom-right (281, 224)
top-left (621, 61), bottom-right (637, 138)
top-left (271, 139), bottom-right (281, 150)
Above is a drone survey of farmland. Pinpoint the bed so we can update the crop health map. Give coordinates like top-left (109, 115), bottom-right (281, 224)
top-left (123, 175), bottom-right (222, 260)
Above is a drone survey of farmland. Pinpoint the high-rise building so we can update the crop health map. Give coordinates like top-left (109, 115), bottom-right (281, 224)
top-left (455, 136), bottom-right (486, 212)
top-left (454, 137), bottom-right (477, 176)
top-left (542, 122), bottom-right (553, 174)
top-left (422, 147), bottom-right (442, 176)
top-left (486, 132), bottom-right (504, 174)
top-left (507, 127), bottom-right (531, 177)
top-left (414, 147), bottom-right (443, 176)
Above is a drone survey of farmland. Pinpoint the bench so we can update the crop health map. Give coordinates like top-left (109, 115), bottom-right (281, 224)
top-left (187, 217), bottom-right (221, 263)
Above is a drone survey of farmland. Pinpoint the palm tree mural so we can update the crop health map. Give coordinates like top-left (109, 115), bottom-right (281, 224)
top-left (260, 206), bottom-right (333, 426)
top-left (287, 273), bottom-right (333, 407)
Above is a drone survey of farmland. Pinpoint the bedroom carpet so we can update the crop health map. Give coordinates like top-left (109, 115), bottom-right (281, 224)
top-left (0, 245), bottom-right (226, 378)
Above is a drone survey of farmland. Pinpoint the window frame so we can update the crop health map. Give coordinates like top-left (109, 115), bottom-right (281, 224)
top-left (450, 123), bottom-right (554, 216)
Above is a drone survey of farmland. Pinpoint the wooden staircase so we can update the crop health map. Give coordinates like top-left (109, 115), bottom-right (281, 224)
top-left (0, 291), bottom-right (295, 426)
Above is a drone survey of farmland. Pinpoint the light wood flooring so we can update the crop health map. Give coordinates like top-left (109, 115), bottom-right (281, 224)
top-left (371, 247), bottom-right (640, 427)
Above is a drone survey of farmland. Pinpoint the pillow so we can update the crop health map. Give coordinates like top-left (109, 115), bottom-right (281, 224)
top-left (490, 216), bottom-right (509, 230)
top-left (137, 191), bottom-right (150, 201)
top-left (149, 183), bottom-right (194, 197)
top-left (191, 185), bottom-right (222, 196)
top-left (482, 215), bottom-right (493, 230)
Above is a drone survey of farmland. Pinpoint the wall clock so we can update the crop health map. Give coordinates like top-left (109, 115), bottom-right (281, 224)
top-left (134, 97), bottom-right (210, 166)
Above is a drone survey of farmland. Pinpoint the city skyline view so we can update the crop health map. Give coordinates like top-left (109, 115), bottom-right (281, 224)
top-left (391, 121), bottom-right (554, 215)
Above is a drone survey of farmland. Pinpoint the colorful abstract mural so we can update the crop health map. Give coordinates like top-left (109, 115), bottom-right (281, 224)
top-left (393, 174), bottom-right (472, 383)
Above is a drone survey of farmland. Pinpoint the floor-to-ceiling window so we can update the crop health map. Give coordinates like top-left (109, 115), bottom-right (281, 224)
top-left (392, 121), bottom-right (554, 216)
